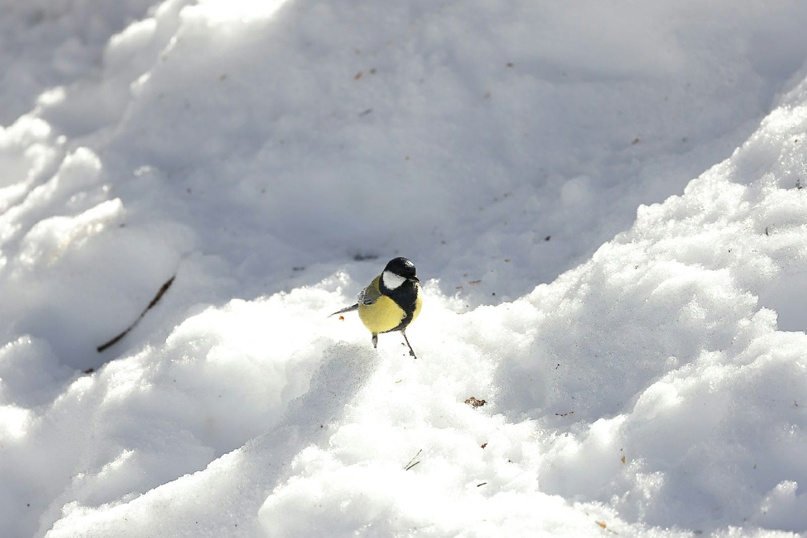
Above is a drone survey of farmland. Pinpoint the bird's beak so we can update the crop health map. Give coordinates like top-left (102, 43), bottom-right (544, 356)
top-left (410, 276), bottom-right (420, 283)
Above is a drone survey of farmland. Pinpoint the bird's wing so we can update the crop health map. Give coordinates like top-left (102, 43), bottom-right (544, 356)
top-left (358, 282), bottom-right (382, 306)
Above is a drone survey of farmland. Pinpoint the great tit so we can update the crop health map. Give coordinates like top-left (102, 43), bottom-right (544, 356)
top-left (332, 257), bottom-right (423, 358)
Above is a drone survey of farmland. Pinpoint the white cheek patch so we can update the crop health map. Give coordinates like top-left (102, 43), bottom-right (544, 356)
top-left (382, 270), bottom-right (406, 290)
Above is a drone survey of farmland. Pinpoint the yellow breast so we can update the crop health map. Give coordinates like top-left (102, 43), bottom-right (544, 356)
top-left (358, 284), bottom-right (422, 335)
top-left (358, 295), bottom-right (406, 334)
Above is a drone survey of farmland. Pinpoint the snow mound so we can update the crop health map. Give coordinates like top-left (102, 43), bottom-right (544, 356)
top-left (2, 0), bottom-right (807, 536)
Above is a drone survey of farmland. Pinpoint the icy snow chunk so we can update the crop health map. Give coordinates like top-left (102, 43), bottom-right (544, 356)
top-left (755, 481), bottom-right (807, 532)
top-left (0, 116), bottom-right (60, 212)
top-left (0, 405), bottom-right (31, 440)
top-left (0, 335), bottom-right (71, 408)
top-left (105, 18), bottom-right (158, 71)
top-left (17, 198), bottom-right (123, 269)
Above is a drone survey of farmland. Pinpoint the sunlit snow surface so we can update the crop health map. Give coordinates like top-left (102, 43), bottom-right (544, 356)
top-left (2, 0), bottom-right (807, 536)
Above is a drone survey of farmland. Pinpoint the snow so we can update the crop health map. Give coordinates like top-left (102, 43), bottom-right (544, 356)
top-left (2, 0), bottom-right (807, 536)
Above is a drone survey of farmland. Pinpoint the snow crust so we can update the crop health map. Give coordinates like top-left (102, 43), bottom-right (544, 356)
top-left (2, 0), bottom-right (807, 536)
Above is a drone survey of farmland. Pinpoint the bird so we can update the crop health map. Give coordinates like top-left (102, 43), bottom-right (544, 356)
top-left (332, 257), bottom-right (423, 358)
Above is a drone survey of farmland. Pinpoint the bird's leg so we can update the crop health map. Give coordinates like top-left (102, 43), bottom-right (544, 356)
top-left (372, 333), bottom-right (378, 349)
top-left (401, 330), bottom-right (417, 359)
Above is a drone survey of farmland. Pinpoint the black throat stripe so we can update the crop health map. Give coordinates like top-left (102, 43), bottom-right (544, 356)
top-left (381, 280), bottom-right (418, 333)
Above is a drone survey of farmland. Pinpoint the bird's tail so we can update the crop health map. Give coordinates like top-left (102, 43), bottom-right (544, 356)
top-left (330, 303), bottom-right (358, 316)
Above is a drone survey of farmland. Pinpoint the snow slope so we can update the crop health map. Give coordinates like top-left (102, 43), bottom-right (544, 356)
top-left (2, 0), bottom-right (807, 536)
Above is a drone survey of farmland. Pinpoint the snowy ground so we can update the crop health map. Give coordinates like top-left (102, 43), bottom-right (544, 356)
top-left (2, 0), bottom-right (807, 536)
